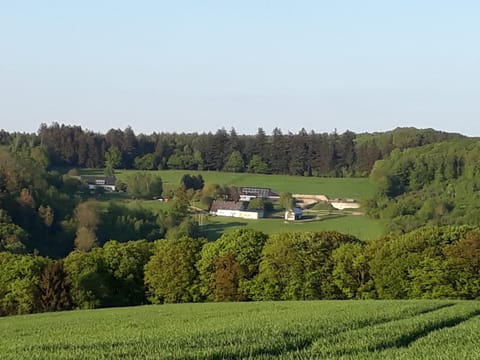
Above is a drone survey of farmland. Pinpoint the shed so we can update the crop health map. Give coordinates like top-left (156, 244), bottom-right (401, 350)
top-left (285, 207), bottom-right (303, 221)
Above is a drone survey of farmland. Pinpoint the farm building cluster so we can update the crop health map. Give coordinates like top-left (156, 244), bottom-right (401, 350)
top-left (209, 186), bottom-right (304, 221)
top-left (75, 175), bottom-right (359, 221)
top-left (210, 186), bottom-right (360, 221)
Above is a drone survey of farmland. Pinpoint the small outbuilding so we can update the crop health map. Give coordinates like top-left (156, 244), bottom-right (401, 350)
top-left (285, 207), bottom-right (303, 221)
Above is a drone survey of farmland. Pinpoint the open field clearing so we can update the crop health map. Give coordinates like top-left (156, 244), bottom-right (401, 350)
top-left (100, 169), bottom-right (377, 200)
top-left (202, 213), bottom-right (384, 241)
top-left (95, 200), bottom-right (383, 241)
top-left (80, 169), bottom-right (382, 240)
top-left (1, 301), bottom-right (479, 359)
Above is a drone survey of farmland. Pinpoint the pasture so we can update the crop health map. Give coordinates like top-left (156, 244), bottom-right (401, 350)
top-left (1, 300), bottom-right (479, 359)
top-left (108, 169), bottom-right (377, 200)
top-left (81, 169), bottom-right (382, 240)
top-left (201, 213), bottom-right (383, 241)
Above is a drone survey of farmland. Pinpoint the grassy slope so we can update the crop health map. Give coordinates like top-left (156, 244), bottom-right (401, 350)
top-left (107, 169), bottom-right (377, 199)
top-left (202, 215), bottom-right (383, 241)
top-left (82, 169), bottom-right (383, 240)
top-left (1, 301), bottom-right (479, 359)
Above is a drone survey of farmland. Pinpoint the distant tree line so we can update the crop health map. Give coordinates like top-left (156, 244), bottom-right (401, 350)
top-left (0, 124), bottom-right (463, 177)
top-left (2, 225), bottom-right (480, 316)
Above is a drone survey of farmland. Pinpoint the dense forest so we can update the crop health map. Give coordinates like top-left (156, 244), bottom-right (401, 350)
top-left (0, 146), bottom-right (197, 259)
top-left (1, 123), bottom-right (479, 316)
top-left (0, 123), bottom-right (463, 176)
top-left (367, 139), bottom-right (480, 233)
top-left (2, 225), bottom-right (480, 316)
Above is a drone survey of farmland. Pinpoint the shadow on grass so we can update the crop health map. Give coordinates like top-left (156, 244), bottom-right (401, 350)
top-left (98, 192), bottom-right (129, 201)
top-left (299, 214), bottom-right (317, 221)
top-left (200, 221), bottom-right (248, 241)
top-left (78, 168), bottom-right (107, 176)
top-left (317, 213), bottom-right (346, 221)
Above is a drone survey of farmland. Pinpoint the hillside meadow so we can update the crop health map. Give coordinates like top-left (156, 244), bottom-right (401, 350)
top-left (81, 169), bottom-right (383, 240)
top-left (201, 214), bottom-right (383, 241)
top-left (82, 169), bottom-right (377, 199)
top-left (1, 301), bottom-right (479, 359)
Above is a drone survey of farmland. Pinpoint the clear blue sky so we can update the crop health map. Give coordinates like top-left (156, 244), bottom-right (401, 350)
top-left (1, 1), bottom-right (479, 136)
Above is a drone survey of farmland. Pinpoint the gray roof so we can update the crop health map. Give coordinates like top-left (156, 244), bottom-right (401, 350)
top-left (80, 175), bottom-right (116, 186)
top-left (210, 200), bottom-right (245, 212)
top-left (239, 187), bottom-right (279, 198)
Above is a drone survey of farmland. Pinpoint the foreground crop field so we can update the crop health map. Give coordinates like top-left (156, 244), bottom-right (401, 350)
top-left (1, 301), bottom-right (479, 359)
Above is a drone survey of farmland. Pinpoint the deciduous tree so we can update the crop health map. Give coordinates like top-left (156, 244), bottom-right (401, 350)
top-left (145, 237), bottom-right (205, 303)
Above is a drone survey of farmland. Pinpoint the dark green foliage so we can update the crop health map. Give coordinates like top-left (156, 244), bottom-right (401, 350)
top-left (367, 225), bottom-right (473, 299)
top-left (164, 187), bottom-right (191, 227)
top-left (28, 123), bottom-right (464, 177)
top-left (287, 128), bottom-right (309, 176)
top-left (197, 229), bottom-right (268, 301)
top-left (102, 240), bottom-right (154, 306)
top-left (144, 237), bottom-right (205, 303)
top-left (200, 183), bottom-right (230, 207)
top-left (247, 198), bottom-right (264, 210)
top-left (63, 249), bottom-right (112, 309)
top-left (39, 261), bottom-right (73, 312)
top-left (252, 231), bottom-right (359, 300)
top-left (166, 146), bottom-right (200, 170)
top-left (165, 218), bottom-right (199, 240)
top-left (4, 225), bottom-right (480, 317)
top-left (247, 155), bottom-right (269, 174)
top-left (0, 148), bottom-right (80, 258)
top-left (368, 139), bottom-right (480, 232)
top-left (125, 172), bottom-right (163, 199)
top-left (332, 242), bottom-right (374, 299)
top-left (97, 202), bottom-right (164, 244)
top-left (0, 252), bottom-right (49, 316)
top-left (104, 146), bottom-right (122, 173)
top-left (180, 174), bottom-right (204, 191)
top-left (134, 153), bottom-right (156, 170)
top-left (64, 241), bottom-right (154, 309)
top-left (223, 151), bottom-right (245, 172)
top-left (0, 211), bottom-right (28, 253)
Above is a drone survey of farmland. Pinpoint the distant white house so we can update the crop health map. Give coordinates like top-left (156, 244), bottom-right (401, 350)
top-left (210, 200), bottom-right (264, 220)
top-left (239, 194), bottom-right (257, 201)
top-left (80, 176), bottom-right (116, 192)
top-left (285, 207), bottom-right (303, 221)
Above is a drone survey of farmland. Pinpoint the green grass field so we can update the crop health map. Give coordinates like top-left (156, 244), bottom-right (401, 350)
top-left (81, 169), bottom-right (383, 240)
top-left (201, 214), bottom-right (383, 241)
top-left (103, 169), bottom-right (377, 200)
top-left (1, 301), bottom-right (479, 359)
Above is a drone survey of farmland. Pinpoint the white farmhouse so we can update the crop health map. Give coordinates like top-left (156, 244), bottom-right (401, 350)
top-left (80, 175), bottom-right (116, 192)
top-left (210, 200), bottom-right (264, 220)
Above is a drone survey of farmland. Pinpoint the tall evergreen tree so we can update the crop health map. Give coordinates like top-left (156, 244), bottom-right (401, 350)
top-left (39, 261), bottom-right (73, 312)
